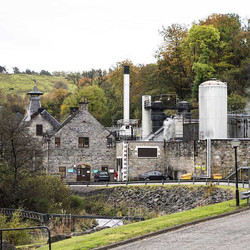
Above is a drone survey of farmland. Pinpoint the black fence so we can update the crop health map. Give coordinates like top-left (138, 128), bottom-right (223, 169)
top-left (67, 178), bottom-right (250, 187)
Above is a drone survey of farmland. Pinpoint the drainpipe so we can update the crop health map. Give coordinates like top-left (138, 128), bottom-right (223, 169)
top-left (47, 138), bottom-right (51, 174)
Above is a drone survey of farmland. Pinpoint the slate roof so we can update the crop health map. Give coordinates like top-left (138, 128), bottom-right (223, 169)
top-left (31, 109), bottom-right (61, 130)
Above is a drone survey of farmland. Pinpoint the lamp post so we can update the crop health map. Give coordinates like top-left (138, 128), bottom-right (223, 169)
top-left (231, 139), bottom-right (241, 206)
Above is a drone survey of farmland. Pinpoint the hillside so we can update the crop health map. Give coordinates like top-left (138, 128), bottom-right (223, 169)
top-left (0, 73), bottom-right (75, 96)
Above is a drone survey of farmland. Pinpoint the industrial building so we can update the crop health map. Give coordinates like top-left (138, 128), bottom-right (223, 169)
top-left (23, 67), bottom-right (250, 182)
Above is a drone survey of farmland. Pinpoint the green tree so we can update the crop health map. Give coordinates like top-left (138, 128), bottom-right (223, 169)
top-left (40, 70), bottom-right (51, 76)
top-left (182, 24), bottom-right (221, 99)
top-left (61, 85), bottom-right (108, 124)
top-left (12, 67), bottom-right (20, 74)
top-left (0, 108), bottom-right (45, 208)
top-left (228, 92), bottom-right (248, 111)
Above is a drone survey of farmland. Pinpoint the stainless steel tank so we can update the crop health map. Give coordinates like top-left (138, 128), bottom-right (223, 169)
top-left (199, 79), bottom-right (227, 139)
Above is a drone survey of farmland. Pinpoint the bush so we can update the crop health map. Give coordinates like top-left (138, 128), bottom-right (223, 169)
top-left (0, 210), bottom-right (32, 246)
top-left (69, 195), bottom-right (86, 213)
top-left (22, 175), bottom-right (72, 213)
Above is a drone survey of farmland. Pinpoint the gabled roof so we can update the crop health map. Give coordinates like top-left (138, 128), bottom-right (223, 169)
top-left (56, 110), bottom-right (79, 131)
top-left (52, 108), bottom-right (112, 138)
top-left (31, 109), bottom-right (61, 130)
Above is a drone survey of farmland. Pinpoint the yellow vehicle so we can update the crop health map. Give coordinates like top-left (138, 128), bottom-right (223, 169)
top-left (213, 174), bottom-right (222, 179)
top-left (180, 173), bottom-right (192, 180)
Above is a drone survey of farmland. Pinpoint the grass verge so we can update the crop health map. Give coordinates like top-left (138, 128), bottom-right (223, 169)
top-left (37, 185), bottom-right (249, 250)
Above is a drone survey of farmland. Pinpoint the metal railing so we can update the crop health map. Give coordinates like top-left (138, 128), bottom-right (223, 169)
top-left (0, 208), bottom-right (144, 224)
top-left (68, 178), bottom-right (250, 188)
top-left (0, 226), bottom-right (51, 250)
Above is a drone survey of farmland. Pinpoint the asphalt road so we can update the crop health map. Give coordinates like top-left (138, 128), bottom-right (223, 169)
top-left (113, 210), bottom-right (250, 250)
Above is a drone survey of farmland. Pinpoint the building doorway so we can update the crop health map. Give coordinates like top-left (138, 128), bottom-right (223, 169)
top-left (77, 164), bottom-right (91, 181)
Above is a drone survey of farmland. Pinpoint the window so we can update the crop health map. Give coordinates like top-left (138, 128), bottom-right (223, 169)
top-left (138, 147), bottom-right (158, 158)
top-left (59, 166), bottom-right (66, 178)
top-left (102, 166), bottom-right (108, 172)
top-left (55, 137), bottom-right (61, 148)
top-left (107, 138), bottom-right (113, 148)
top-left (79, 137), bottom-right (89, 148)
top-left (36, 124), bottom-right (43, 136)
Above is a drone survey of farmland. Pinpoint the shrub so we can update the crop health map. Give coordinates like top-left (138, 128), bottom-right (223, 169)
top-left (69, 195), bottom-right (86, 213)
top-left (0, 210), bottom-right (32, 246)
top-left (22, 175), bottom-right (72, 213)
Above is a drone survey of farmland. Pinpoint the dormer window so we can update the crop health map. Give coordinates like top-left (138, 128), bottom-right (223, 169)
top-left (55, 137), bottom-right (61, 148)
top-left (36, 124), bottom-right (43, 136)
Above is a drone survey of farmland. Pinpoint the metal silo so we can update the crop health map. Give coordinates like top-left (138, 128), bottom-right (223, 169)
top-left (199, 79), bottom-right (227, 139)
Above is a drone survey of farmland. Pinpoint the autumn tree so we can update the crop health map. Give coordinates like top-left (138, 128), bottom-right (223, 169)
top-left (157, 24), bottom-right (191, 99)
top-left (66, 72), bottom-right (82, 89)
top-left (42, 88), bottom-right (69, 121)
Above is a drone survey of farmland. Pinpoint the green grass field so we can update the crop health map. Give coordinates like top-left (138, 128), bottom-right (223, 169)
top-left (0, 73), bottom-right (75, 96)
top-left (36, 184), bottom-right (249, 250)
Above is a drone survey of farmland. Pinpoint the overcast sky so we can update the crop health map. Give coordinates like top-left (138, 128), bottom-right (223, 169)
top-left (0, 0), bottom-right (249, 73)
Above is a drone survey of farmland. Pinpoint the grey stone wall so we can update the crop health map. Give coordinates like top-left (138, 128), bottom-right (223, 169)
top-left (165, 139), bottom-right (250, 179)
top-left (48, 108), bottom-right (116, 181)
top-left (116, 141), bottom-right (165, 180)
top-left (124, 139), bottom-right (250, 180)
top-left (28, 114), bottom-right (53, 140)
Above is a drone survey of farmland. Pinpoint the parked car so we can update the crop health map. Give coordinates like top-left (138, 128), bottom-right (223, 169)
top-left (138, 171), bottom-right (173, 181)
top-left (94, 171), bottom-right (110, 182)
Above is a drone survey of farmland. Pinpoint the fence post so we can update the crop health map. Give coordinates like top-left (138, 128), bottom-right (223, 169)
top-left (192, 177), bottom-right (195, 185)
top-left (178, 178), bottom-right (180, 185)
top-left (106, 181), bottom-right (108, 187)
top-left (217, 179), bottom-right (219, 185)
top-left (206, 178), bottom-right (208, 185)
top-left (145, 179), bottom-right (147, 185)
top-left (243, 179), bottom-right (244, 188)
top-left (162, 179), bottom-right (164, 185)
top-left (1, 230), bottom-right (2, 250)
top-left (47, 227), bottom-right (51, 250)
top-left (228, 179), bottom-right (230, 186)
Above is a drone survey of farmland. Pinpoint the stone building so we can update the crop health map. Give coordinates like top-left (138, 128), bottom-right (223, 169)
top-left (117, 139), bottom-right (250, 181)
top-left (47, 99), bottom-right (116, 182)
top-left (23, 85), bottom-right (115, 182)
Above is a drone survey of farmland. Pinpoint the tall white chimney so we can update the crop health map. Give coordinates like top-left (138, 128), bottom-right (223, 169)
top-left (123, 66), bottom-right (130, 124)
top-left (142, 95), bottom-right (152, 138)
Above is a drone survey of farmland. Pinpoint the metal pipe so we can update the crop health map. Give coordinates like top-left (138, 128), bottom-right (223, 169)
top-left (235, 147), bottom-right (240, 206)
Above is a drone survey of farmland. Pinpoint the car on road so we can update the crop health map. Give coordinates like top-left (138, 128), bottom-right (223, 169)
top-left (94, 171), bottom-right (110, 182)
top-left (138, 171), bottom-right (173, 181)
